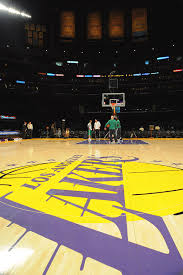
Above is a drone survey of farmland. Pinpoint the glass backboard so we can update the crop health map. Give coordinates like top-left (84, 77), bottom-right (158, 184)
top-left (102, 93), bottom-right (126, 107)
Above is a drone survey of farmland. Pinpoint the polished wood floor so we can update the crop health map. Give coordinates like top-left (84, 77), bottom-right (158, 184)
top-left (0, 138), bottom-right (183, 274)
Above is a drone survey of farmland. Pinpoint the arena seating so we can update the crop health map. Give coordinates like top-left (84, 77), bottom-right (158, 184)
top-left (37, 128), bottom-right (183, 139)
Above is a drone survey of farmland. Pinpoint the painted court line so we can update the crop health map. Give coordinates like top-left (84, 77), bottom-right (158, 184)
top-left (77, 140), bottom-right (148, 145)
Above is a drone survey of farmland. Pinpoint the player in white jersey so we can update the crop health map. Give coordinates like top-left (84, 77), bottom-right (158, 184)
top-left (94, 119), bottom-right (101, 140)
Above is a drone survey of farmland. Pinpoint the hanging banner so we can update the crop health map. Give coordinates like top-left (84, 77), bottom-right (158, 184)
top-left (109, 11), bottom-right (124, 39)
top-left (132, 8), bottom-right (147, 37)
top-left (60, 11), bottom-right (75, 39)
top-left (88, 11), bottom-right (102, 39)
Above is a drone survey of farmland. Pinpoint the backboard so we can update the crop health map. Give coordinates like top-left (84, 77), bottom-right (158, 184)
top-left (102, 93), bottom-right (125, 107)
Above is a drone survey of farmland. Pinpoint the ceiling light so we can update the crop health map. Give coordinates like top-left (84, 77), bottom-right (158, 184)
top-left (67, 61), bottom-right (79, 64)
top-left (157, 56), bottom-right (169, 61)
top-left (0, 3), bottom-right (31, 18)
top-left (56, 62), bottom-right (63, 67)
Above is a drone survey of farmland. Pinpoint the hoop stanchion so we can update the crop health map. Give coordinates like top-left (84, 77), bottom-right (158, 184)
top-left (111, 103), bottom-right (116, 115)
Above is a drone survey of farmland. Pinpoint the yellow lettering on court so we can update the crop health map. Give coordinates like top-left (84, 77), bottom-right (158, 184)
top-left (0, 160), bottom-right (123, 225)
top-left (1, 160), bottom-right (183, 227)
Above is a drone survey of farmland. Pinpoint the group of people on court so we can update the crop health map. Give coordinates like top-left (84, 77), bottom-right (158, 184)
top-left (87, 116), bottom-right (122, 143)
top-left (22, 121), bottom-right (33, 139)
top-left (88, 119), bottom-right (101, 140)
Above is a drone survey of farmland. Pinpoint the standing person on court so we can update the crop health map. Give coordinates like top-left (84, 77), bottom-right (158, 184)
top-left (115, 116), bottom-right (122, 143)
top-left (94, 119), bottom-right (101, 140)
top-left (50, 122), bottom-right (56, 138)
top-left (87, 119), bottom-right (93, 142)
top-left (57, 128), bottom-right (62, 138)
top-left (104, 115), bottom-right (117, 143)
top-left (22, 121), bottom-right (27, 139)
top-left (27, 122), bottom-right (33, 139)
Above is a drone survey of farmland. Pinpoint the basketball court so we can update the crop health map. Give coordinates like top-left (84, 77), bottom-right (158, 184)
top-left (0, 138), bottom-right (183, 274)
top-left (1, 3), bottom-right (183, 274)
